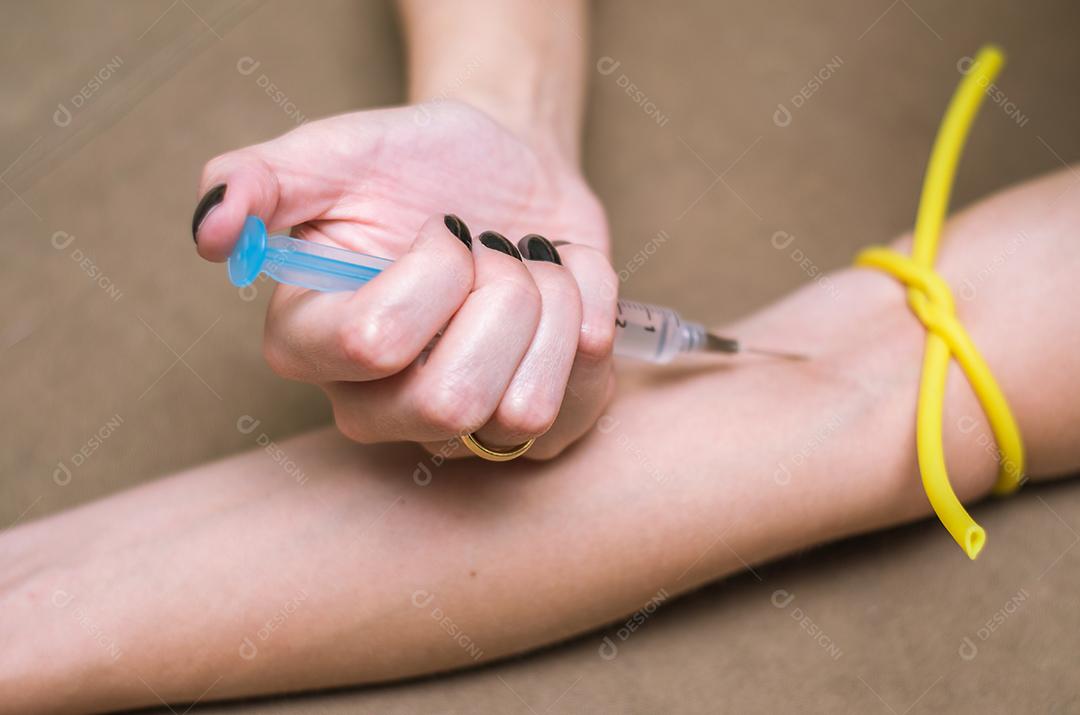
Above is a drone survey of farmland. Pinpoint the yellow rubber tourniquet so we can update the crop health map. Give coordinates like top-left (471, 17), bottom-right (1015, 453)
top-left (854, 45), bottom-right (1025, 560)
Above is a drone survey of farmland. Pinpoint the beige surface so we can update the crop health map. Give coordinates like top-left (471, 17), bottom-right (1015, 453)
top-left (3, 1), bottom-right (1079, 712)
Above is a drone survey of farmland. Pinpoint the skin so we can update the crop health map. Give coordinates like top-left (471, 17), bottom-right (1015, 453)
top-left (7, 1), bottom-right (1080, 713)
top-left (193, 0), bottom-right (611, 458)
top-left (3, 167), bottom-right (1080, 714)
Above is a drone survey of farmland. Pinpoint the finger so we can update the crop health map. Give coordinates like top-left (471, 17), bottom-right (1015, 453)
top-left (192, 127), bottom-right (355, 262)
top-left (326, 230), bottom-right (542, 444)
top-left (471, 235), bottom-right (581, 448)
top-left (419, 240), bottom-right (619, 459)
top-left (262, 215), bottom-right (474, 383)
top-left (554, 242), bottom-right (619, 363)
top-left (528, 351), bottom-right (615, 460)
top-left (525, 242), bottom-right (618, 457)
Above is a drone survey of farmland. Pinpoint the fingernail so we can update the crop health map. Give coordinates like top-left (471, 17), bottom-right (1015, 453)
top-left (192, 183), bottom-right (227, 243)
top-left (444, 214), bottom-right (472, 250)
top-left (518, 234), bottom-right (562, 265)
top-left (551, 240), bottom-right (572, 247)
top-left (478, 231), bottom-right (522, 260)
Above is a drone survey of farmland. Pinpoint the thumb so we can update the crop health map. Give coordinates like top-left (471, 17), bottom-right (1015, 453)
top-left (191, 149), bottom-right (285, 262)
top-left (191, 125), bottom-right (352, 262)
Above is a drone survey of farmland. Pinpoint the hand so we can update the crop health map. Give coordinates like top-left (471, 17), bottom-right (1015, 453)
top-left (192, 101), bottom-right (617, 459)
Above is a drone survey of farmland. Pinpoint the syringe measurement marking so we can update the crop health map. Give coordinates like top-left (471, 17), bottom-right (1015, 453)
top-left (615, 300), bottom-right (660, 332)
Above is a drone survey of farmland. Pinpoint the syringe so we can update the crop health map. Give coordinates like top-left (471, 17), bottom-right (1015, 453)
top-left (227, 216), bottom-right (806, 364)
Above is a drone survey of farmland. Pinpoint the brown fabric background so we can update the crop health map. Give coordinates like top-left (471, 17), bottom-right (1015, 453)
top-left (3, 1), bottom-right (1079, 712)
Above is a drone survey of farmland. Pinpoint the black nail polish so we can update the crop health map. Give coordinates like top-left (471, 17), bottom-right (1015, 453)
top-left (478, 231), bottom-right (522, 260)
top-left (444, 214), bottom-right (472, 250)
top-left (518, 234), bottom-right (562, 265)
top-left (191, 183), bottom-right (227, 243)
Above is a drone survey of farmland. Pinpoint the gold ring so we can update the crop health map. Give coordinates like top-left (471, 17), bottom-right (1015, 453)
top-left (460, 432), bottom-right (535, 461)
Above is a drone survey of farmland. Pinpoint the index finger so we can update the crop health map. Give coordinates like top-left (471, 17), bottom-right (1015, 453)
top-left (262, 214), bottom-right (475, 383)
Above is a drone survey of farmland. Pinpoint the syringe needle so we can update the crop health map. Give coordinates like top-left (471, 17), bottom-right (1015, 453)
top-left (705, 332), bottom-right (809, 361)
top-left (704, 332), bottom-right (740, 354)
top-left (741, 346), bottom-right (810, 362)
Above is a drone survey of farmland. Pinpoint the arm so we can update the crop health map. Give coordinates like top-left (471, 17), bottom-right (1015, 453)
top-left (4, 168), bottom-right (1080, 714)
top-left (399, 0), bottom-right (588, 164)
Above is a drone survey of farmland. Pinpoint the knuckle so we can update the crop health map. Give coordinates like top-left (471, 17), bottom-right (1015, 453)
top-left (337, 318), bottom-right (412, 376)
top-left (416, 379), bottom-right (489, 436)
top-left (495, 393), bottom-right (559, 439)
top-left (577, 315), bottom-right (617, 362)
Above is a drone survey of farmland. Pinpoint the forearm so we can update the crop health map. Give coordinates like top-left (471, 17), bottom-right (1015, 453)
top-left (398, 0), bottom-right (587, 162)
top-left (0, 304), bottom-right (924, 715)
top-left (5, 169), bottom-right (1080, 714)
top-left (3, 363), bottom-right (912, 715)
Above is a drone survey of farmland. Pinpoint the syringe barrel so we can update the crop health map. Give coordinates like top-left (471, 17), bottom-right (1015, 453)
top-left (612, 300), bottom-right (705, 363)
top-left (263, 235), bottom-right (390, 292)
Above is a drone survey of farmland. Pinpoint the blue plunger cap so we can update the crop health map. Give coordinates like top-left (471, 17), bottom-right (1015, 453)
top-left (228, 215), bottom-right (268, 287)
